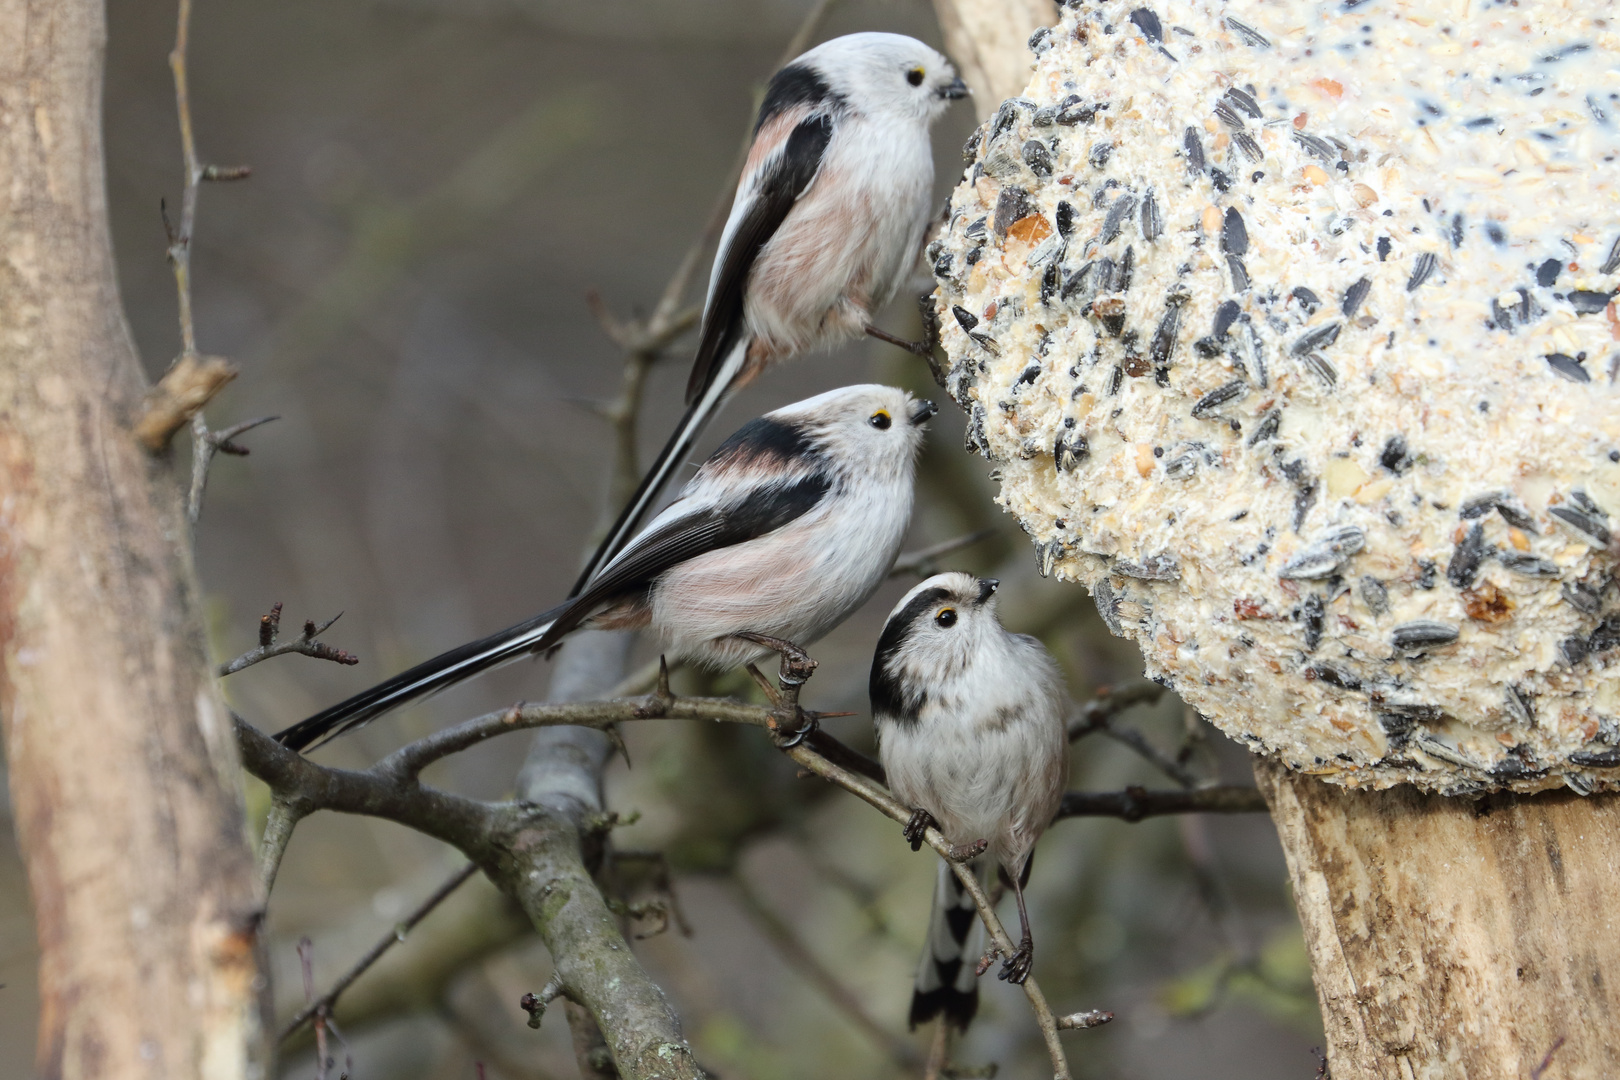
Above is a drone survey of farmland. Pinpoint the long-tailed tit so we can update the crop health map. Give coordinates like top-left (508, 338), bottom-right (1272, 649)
top-left (571, 33), bottom-right (967, 594)
top-left (871, 572), bottom-right (1069, 1021)
top-left (276, 385), bottom-right (936, 751)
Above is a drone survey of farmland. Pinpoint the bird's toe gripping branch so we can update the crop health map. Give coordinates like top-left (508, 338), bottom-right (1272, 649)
top-left (901, 807), bottom-right (936, 851)
top-left (998, 938), bottom-right (1035, 985)
top-left (735, 632), bottom-right (820, 746)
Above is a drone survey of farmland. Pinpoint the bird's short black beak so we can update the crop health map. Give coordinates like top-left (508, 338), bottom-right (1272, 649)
top-left (976, 578), bottom-right (999, 604)
top-left (909, 399), bottom-right (939, 425)
top-left (939, 76), bottom-right (969, 101)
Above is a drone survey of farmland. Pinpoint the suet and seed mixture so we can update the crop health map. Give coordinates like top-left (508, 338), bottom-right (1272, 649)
top-left (931, 0), bottom-right (1620, 793)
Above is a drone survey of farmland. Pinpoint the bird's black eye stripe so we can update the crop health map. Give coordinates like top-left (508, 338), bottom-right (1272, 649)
top-left (935, 608), bottom-right (957, 628)
top-left (869, 410), bottom-right (892, 430)
top-left (907, 68), bottom-right (925, 87)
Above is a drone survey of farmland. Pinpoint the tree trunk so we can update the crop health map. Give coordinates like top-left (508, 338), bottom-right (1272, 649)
top-left (0, 2), bottom-right (264, 1077)
top-left (930, 0), bottom-right (1057, 119)
top-left (1257, 762), bottom-right (1620, 1079)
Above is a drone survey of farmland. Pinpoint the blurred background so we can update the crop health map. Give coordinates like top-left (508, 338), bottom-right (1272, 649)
top-left (0, 0), bottom-right (1325, 1075)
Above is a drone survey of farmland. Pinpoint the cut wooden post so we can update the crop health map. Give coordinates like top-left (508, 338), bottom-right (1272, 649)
top-left (1257, 761), bottom-right (1620, 1078)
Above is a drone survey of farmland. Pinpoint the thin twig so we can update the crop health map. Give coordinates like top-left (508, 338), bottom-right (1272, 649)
top-left (1054, 785), bottom-right (1267, 820)
top-left (218, 604), bottom-right (358, 676)
top-left (165, 0), bottom-right (253, 519)
top-left (888, 529), bottom-right (996, 579)
top-left (281, 863), bottom-right (479, 1041)
top-left (733, 872), bottom-right (922, 1073)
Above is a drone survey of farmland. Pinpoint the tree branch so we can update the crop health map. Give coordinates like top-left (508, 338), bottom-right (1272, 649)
top-left (281, 863), bottom-right (479, 1040)
top-left (219, 604), bottom-right (359, 677)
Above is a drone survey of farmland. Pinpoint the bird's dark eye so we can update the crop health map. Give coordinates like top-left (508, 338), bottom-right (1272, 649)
top-left (869, 410), bottom-right (892, 430)
top-left (935, 608), bottom-right (957, 628)
top-left (907, 68), bottom-right (925, 87)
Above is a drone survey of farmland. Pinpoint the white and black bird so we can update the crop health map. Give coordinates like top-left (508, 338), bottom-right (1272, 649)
top-left (871, 573), bottom-right (1069, 1025)
top-left (276, 385), bottom-right (936, 752)
top-left (571, 33), bottom-right (967, 594)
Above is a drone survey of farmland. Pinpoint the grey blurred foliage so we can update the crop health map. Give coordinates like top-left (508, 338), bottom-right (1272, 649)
top-left (0, 0), bottom-right (1323, 1076)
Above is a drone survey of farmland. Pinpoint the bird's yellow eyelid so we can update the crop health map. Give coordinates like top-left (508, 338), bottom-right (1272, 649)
top-left (873, 409), bottom-right (890, 420)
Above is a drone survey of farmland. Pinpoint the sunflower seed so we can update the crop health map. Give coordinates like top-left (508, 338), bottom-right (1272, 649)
top-left (1360, 576), bottom-right (1390, 614)
top-left (1129, 7), bottom-right (1163, 42)
top-left (1055, 201), bottom-right (1075, 238)
top-left (952, 305), bottom-right (979, 331)
top-left (1570, 748), bottom-right (1620, 768)
top-left (1306, 662), bottom-right (1362, 690)
top-left (1227, 254), bottom-right (1250, 292)
top-left (1546, 353), bottom-right (1590, 382)
top-left (1089, 142), bottom-right (1115, 169)
top-left (1302, 594), bottom-right (1325, 651)
top-left (1291, 286), bottom-right (1322, 314)
top-left (1342, 276), bottom-right (1372, 318)
top-left (1221, 208), bottom-right (1248, 255)
top-left (1246, 407), bottom-right (1280, 447)
top-left (1093, 578), bottom-right (1123, 634)
top-left (1212, 299), bottom-right (1241, 338)
top-left (1183, 127), bottom-right (1205, 172)
top-left (1603, 236), bottom-right (1620, 275)
top-left (1498, 553), bottom-right (1560, 577)
top-left (1292, 131), bottom-right (1336, 161)
top-left (1101, 193), bottom-right (1138, 244)
top-left (1550, 504), bottom-right (1611, 545)
top-left (1291, 321), bottom-right (1342, 355)
top-left (1406, 252), bottom-right (1438, 291)
top-left (1225, 16), bottom-right (1270, 47)
top-left (1140, 189), bottom-right (1162, 241)
top-left (1503, 684), bottom-right (1536, 725)
top-left (1022, 139), bottom-right (1054, 177)
top-left (1192, 380), bottom-right (1247, 417)
top-left (1115, 553), bottom-right (1180, 581)
top-left (1232, 131), bottom-right (1263, 162)
top-left (1447, 522), bottom-right (1488, 589)
top-left (1279, 525), bottom-right (1366, 579)
top-left (1560, 635), bottom-right (1590, 666)
top-left (1417, 735), bottom-right (1477, 768)
top-left (1392, 621), bottom-right (1459, 649)
top-left (1301, 351), bottom-right (1338, 386)
top-left (1055, 432), bottom-right (1089, 471)
top-left (1570, 289), bottom-right (1615, 314)
top-left (1225, 86), bottom-right (1262, 119)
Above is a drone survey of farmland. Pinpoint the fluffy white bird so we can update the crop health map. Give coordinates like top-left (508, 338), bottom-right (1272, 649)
top-left (871, 572), bottom-right (1069, 1025)
top-left (277, 385), bottom-right (935, 751)
top-left (571, 33), bottom-right (966, 593)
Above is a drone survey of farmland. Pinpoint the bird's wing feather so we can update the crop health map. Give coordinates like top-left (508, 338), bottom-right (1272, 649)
top-left (685, 111), bottom-right (835, 405)
top-left (538, 458), bottom-right (832, 649)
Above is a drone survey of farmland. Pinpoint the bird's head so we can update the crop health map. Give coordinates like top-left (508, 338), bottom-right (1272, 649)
top-left (798, 32), bottom-right (967, 126)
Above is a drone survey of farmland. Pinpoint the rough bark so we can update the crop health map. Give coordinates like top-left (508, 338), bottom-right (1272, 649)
top-left (1257, 761), bottom-right (1620, 1079)
top-left (0, 1), bottom-right (263, 1077)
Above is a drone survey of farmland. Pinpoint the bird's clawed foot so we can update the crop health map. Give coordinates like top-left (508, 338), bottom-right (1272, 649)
top-left (865, 323), bottom-right (936, 358)
top-left (902, 808), bottom-right (938, 851)
top-left (998, 937), bottom-right (1035, 985)
top-left (736, 632), bottom-right (819, 746)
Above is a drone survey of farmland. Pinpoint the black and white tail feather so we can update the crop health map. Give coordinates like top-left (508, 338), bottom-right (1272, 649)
top-left (275, 385), bottom-right (934, 753)
top-left (911, 859), bottom-right (985, 1030)
top-left (568, 33), bottom-right (966, 595)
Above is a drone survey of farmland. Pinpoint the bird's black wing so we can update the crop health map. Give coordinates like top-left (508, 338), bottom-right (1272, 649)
top-left (540, 454), bottom-right (832, 649)
top-left (683, 111), bottom-right (835, 405)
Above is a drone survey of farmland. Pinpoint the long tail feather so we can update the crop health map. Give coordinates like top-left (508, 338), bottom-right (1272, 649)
top-left (273, 600), bottom-right (571, 752)
top-left (909, 860), bottom-right (983, 1031)
top-left (568, 339), bottom-right (748, 596)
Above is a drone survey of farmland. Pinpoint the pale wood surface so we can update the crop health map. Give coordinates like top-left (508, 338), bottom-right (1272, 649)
top-left (0, 1), bottom-right (263, 1075)
top-left (930, 0), bottom-right (1058, 120)
top-left (1258, 760), bottom-right (1620, 1080)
